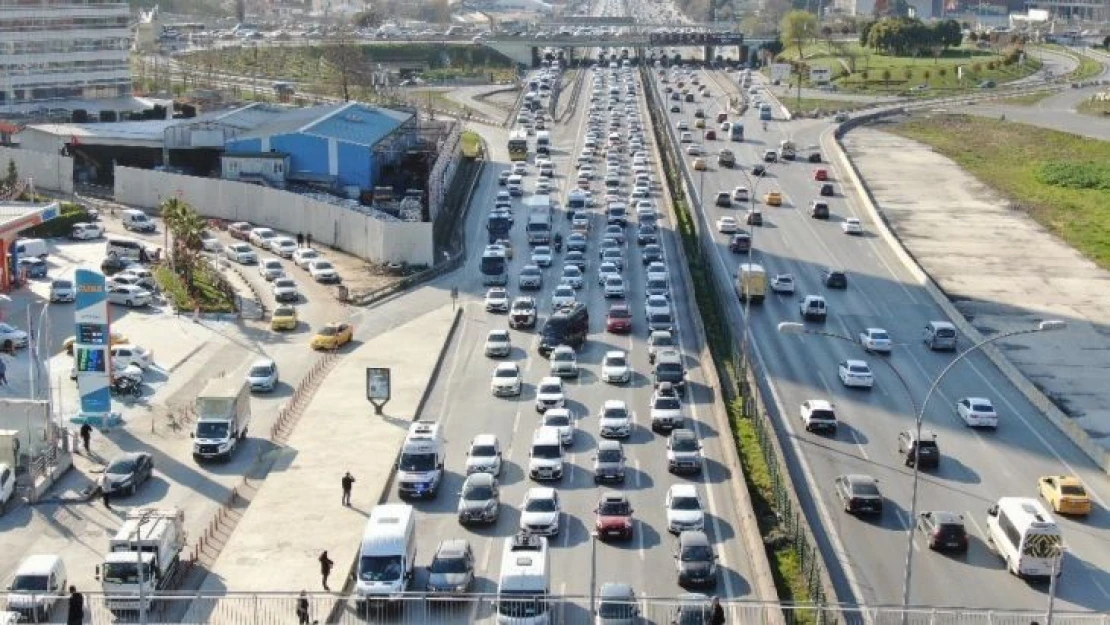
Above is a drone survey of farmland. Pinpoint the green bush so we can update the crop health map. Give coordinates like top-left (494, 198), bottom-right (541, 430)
top-left (1036, 161), bottom-right (1110, 190)
top-left (154, 263), bottom-right (237, 313)
top-left (20, 202), bottom-right (92, 238)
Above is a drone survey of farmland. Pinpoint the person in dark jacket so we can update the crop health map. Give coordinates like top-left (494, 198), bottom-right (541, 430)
top-left (67, 586), bottom-right (84, 625)
top-left (319, 551), bottom-right (334, 591)
top-left (709, 596), bottom-right (725, 625)
top-left (341, 472), bottom-right (355, 506)
top-left (296, 590), bottom-right (310, 625)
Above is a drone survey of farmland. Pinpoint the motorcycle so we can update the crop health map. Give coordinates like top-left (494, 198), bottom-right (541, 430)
top-left (110, 365), bottom-right (144, 398)
top-left (553, 234), bottom-right (563, 253)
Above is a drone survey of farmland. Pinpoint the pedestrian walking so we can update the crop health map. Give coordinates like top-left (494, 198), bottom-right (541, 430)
top-left (305, 233), bottom-right (313, 249)
top-left (80, 423), bottom-right (92, 454)
top-left (709, 596), bottom-right (725, 625)
top-left (341, 472), bottom-right (355, 506)
top-left (296, 233), bottom-right (305, 248)
top-left (67, 586), bottom-right (84, 625)
top-left (319, 551), bottom-right (334, 591)
top-left (102, 486), bottom-right (112, 510)
top-left (295, 591), bottom-right (310, 625)
top-left (0, 355), bottom-right (8, 386)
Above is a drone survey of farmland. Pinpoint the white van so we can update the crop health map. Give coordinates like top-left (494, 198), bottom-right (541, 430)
top-left (6, 554), bottom-right (67, 622)
top-left (496, 534), bottom-right (550, 625)
top-left (528, 427), bottom-right (565, 481)
top-left (355, 504), bottom-right (416, 601)
top-left (121, 209), bottom-right (156, 233)
top-left (396, 421), bottom-right (446, 498)
top-left (12, 238), bottom-right (48, 259)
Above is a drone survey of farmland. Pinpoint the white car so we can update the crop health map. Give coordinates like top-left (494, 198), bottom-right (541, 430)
top-left (0, 323), bottom-right (29, 349)
top-left (598, 399), bottom-right (633, 438)
top-left (520, 487), bottom-right (561, 536)
top-left (292, 247), bottom-right (322, 269)
top-left (258, 258), bottom-right (285, 281)
top-left (597, 261), bottom-right (621, 286)
top-left (716, 216), bottom-right (739, 233)
top-left (770, 274), bottom-right (795, 294)
top-left (838, 360), bottom-right (874, 388)
top-left (466, 434), bottom-right (503, 476)
top-left (308, 260), bottom-right (340, 283)
top-left (957, 397), bottom-right (998, 428)
top-left (249, 227), bottom-right (277, 248)
top-left (679, 131), bottom-right (693, 143)
top-left (645, 294), bottom-right (671, 319)
top-left (601, 350), bottom-right (631, 384)
top-left (842, 218), bottom-right (863, 235)
top-left (246, 358), bottom-right (279, 392)
top-left (677, 120), bottom-right (689, 131)
top-left (531, 245), bottom-right (553, 267)
top-left (535, 179), bottom-right (553, 195)
top-left (106, 284), bottom-right (152, 307)
top-left (732, 186), bottom-right (750, 202)
top-left (603, 274), bottom-right (626, 298)
top-left (199, 231), bottom-right (221, 252)
top-left (859, 328), bottom-right (892, 353)
top-left (542, 408), bottom-right (576, 446)
top-left (535, 376), bottom-right (566, 412)
top-left (484, 329), bottom-right (512, 358)
top-left (111, 344), bottom-right (154, 369)
top-left (271, 277), bottom-right (299, 303)
top-left (224, 243), bottom-right (257, 264)
top-left (665, 484), bottom-right (705, 534)
top-left (645, 262), bottom-right (668, 281)
top-left (560, 265), bottom-right (584, 289)
top-left (268, 236), bottom-right (299, 258)
top-left (70, 222), bottom-right (105, 240)
top-left (685, 144), bottom-right (702, 156)
top-left (551, 285), bottom-right (577, 309)
top-left (490, 362), bottom-right (523, 397)
top-left (485, 287), bottom-right (510, 312)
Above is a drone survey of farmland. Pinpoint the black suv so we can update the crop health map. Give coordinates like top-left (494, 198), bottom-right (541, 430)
top-left (539, 302), bottom-right (589, 356)
top-left (898, 430), bottom-right (940, 469)
top-left (916, 511), bottom-right (968, 552)
top-left (822, 268), bottom-right (848, 289)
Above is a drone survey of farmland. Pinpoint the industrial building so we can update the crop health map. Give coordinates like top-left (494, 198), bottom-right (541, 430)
top-left (0, 0), bottom-right (133, 111)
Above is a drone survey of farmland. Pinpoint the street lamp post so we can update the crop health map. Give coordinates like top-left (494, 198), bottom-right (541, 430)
top-left (778, 319), bottom-right (1066, 617)
top-left (130, 509), bottom-right (155, 625)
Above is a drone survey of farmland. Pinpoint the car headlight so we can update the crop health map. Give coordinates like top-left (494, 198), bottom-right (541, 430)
top-left (485, 501), bottom-right (498, 512)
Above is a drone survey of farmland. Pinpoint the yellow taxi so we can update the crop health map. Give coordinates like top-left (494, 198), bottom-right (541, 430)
top-left (1038, 475), bottom-right (1092, 516)
top-left (311, 322), bottom-right (354, 350)
top-left (693, 158), bottom-right (708, 171)
top-left (270, 305), bottom-right (298, 331)
top-left (63, 331), bottom-right (128, 355)
top-left (764, 191), bottom-right (783, 206)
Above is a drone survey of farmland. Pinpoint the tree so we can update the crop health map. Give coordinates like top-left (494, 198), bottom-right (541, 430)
top-left (160, 197), bottom-right (206, 297)
top-left (937, 67), bottom-right (947, 78)
top-left (902, 67), bottom-right (913, 80)
top-left (1103, 35), bottom-right (1110, 49)
top-left (322, 30), bottom-right (369, 102)
top-left (922, 69), bottom-right (931, 81)
top-left (821, 25), bottom-right (834, 52)
top-left (780, 10), bottom-right (819, 105)
top-left (859, 20), bottom-right (875, 47)
top-left (881, 68), bottom-right (892, 85)
top-left (3, 160), bottom-right (17, 188)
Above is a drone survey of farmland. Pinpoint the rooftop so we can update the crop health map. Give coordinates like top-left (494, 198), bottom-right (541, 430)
top-left (234, 102), bottom-right (413, 147)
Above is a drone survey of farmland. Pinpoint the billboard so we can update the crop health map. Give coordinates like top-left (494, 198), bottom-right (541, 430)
top-left (74, 269), bottom-right (111, 415)
top-left (770, 63), bottom-right (792, 82)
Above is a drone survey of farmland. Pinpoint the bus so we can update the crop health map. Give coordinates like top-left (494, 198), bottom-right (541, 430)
top-left (480, 249), bottom-right (508, 286)
top-left (986, 497), bottom-right (1064, 579)
top-left (508, 130), bottom-right (529, 162)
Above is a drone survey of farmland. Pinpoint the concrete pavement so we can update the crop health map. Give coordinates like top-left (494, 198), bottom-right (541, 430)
top-left (842, 126), bottom-right (1110, 471)
top-left (183, 301), bottom-right (458, 612)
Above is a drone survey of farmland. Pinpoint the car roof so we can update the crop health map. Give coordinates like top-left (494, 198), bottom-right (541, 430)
top-left (597, 439), bottom-right (622, 451)
top-left (434, 539), bottom-right (471, 559)
top-left (250, 358), bottom-right (275, 368)
top-left (927, 511), bottom-right (964, 524)
top-left (464, 472), bottom-right (495, 487)
top-left (599, 581), bottom-right (635, 599)
top-left (527, 486), bottom-right (556, 499)
top-left (472, 433), bottom-right (498, 446)
top-left (843, 359), bottom-right (869, 367)
top-left (15, 554), bottom-right (62, 576)
top-left (603, 399), bottom-right (626, 409)
top-left (669, 483), bottom-right (698, 497)
top-left (495, 362), bottom-right (518, 372)
top-left (965, 397), bottom-right (993, 405)
top-left (805, 399), bottom-right (833, 410)
top-left (678, 530), bottom-right (710, 546)
top-left (601, 491), bottom-right (629, 504)
top-left (671, 428), bottom-right (696, 441)
top-left (844, 473), bottom-right (878, 485)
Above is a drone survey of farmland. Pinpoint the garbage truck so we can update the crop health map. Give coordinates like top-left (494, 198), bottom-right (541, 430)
top-left (98, 508), bottom-right (186, 614)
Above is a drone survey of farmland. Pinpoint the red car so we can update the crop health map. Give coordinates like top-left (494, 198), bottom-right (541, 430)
top-left (594, 492), bottom-right (634, 540)
top-left (606, 303), bottom-right (632, 334)
top-left (814, 168), bottom-right (829, 182)
top-left (228, 221), bottom-right (253, 240)
top-left (705, 130), bottom-right (717, 141)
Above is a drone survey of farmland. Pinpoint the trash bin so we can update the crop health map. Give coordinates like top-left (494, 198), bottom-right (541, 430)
top-left (336, 285), bottom-right (349, 302)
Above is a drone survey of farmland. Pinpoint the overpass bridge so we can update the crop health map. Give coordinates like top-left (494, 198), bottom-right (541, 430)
top-left (481, 31), bottom-right (775, 66)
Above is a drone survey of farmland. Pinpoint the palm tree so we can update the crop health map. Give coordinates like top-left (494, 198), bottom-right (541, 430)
top-left (159, 197), bottom-right (205, 296)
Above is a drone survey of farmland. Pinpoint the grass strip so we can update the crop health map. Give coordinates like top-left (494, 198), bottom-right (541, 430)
top-left (888, 115), bottom-right (1110, 270)
top-left (155, 263), bottom-right (237, 313)
top-left (1039, 44), bottom-right (1105, 81)
top-left (1077, 96), bottom-right (1110, 117)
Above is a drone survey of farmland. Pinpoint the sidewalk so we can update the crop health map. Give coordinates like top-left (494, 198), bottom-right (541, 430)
top-left (182, 304), bottom-right (459, 618)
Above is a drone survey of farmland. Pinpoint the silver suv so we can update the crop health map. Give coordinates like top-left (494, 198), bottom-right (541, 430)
top-left (667, 428), bottom-right (703, 474)
top-left (593, 439), bottom-right (626, 484)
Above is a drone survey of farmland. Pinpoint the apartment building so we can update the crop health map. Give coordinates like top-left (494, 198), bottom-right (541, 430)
top-left (0, 0), bottom-right (133, 108)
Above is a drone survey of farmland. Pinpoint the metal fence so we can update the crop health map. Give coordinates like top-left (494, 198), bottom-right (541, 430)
top-left (639, 64), bottom-right (838, 613)
top-left (10, 593), bottom-right (1109, 625)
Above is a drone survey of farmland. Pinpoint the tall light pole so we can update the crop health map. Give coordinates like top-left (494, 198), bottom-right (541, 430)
top-left (779, 319), bottom-right (1067, 618)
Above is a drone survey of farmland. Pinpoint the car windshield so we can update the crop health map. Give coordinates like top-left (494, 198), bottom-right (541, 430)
top-left (598, 599), bottom-right (636, 618)
top-left (398, 452), bottom-right (436, 472)
top-left (525, 497), bottom-right (556, 512)
top-left (650, 312), bottom-right (673, 323)
top-left (606, 355), bottom-right (627, 367)
top-left (10, 575), bottom-right (48, 591)
top-left (314, 262), bottom-right (334, 270)
top-left (463, 484), bottom-right (494, 501)
top-left (512, 301), bottom-right (533, 312)
top-left (275, 279), bottom-right (294, 288)
top-left (319, 326), bottom-right (339, 336)
top-left (597, 449), bottom-right (622, 462)
top-left (533, 444), bottom-right (561, 459)
top-left (299, 251), bottom-right (319, 260)
top-left (545, 414), bottom-right (570, 427)
top-left (871, 331), bottom-right (889, 340)
top-left (811, 409), bottom-right (836, 421)
top-left (106, 458), bottom-right (136, 474)
top-left (599, 500), bottom-right (630, 515)
top-left (603, 406), bottom-right (628, 420)
top-left (609, 308), bottom-right (630, 318)
top-left (429, 556), bottom-right (470, 574)
top-left (472, 445), bottom-right (497, 457)
top-left (672, 496), bottom-right (701, 511)
top-left (102, 562), bottom-right (151, 585)
top-left (54, 280), bottom-right (73, 289)
top-left (552, 351), bottom-right (573, 362)
top-left (539, 383), bottom-right (561, 394)
top-left (196, 421), bottom-right (229, 438)
top-left (680, 546), bottom-right (713, 562)
top-left (249, 365), bottom-right (272, 377)
top-left (359, 555), bottom-right (403, 582)
top-left (489, 332), bottom-right (509, 342)
top-left (495, 368), bottom-right (517, 378)
top-left (1061, 484), bottom-right (1087, 496)
top-left (655, 397), bottom-right (681, 410)
top-left (852, 481), bottom-right (881, 496)
top-left (972, 402), bottom-right (994, 412)
top-left (672, 435), bottom-right (698, 452)
top-left (850, 365), bottom-right (870, 374)
top-left (275, 307), bottom-right (295, 317)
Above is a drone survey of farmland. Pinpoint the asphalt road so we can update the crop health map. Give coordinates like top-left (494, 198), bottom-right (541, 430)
top-left (654, 67), bottom-right (1110, 613)
top-left (370, 53), bottom-right (759, 620)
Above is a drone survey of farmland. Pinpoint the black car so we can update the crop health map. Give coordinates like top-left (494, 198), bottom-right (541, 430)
top-left (498, 171), bottom-right (511, 186)
top-left (808, 151), bottom-right (823, 163)
top-left (898, 430), bottom-right (940, 469)
top-left (822, 268), bottom-right (848, 289)
top-left (100, 451), bottom-right (154, 496)
top-left (819, 183), bottom-right (835, 197)
top-left (642, 244), bottom-right (663, 264)
top-left (539, 302), bottom-right (589, 356)
top-left (834, 474), bottom-right (883, 515)
top-left (564, 250), bottom-right (588, 271)
top-left (637, 224), bottom-right (658, 245)
top-left (566, 233), bottom-right (588, 253)
top-left (670, 104), bottom-right (681, 112)
top-left (751, 164), bottom-right (767, 177)
top-left (917, 511), bottom-right (969, 552)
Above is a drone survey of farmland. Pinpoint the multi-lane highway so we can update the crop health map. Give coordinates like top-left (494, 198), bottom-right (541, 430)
top-left (653, 66), bottom-right (1110, 613)
top-left (367, 39), bottom-right (761, 625)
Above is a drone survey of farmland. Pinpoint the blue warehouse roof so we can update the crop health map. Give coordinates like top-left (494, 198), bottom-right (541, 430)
top-left (231, 102), bottom-right (413, 148)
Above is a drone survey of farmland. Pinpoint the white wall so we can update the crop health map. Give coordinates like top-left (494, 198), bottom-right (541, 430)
top-left (0, 145), bottom-right (74, 194)
top-left (113, 167), bottom-right (434, 266)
